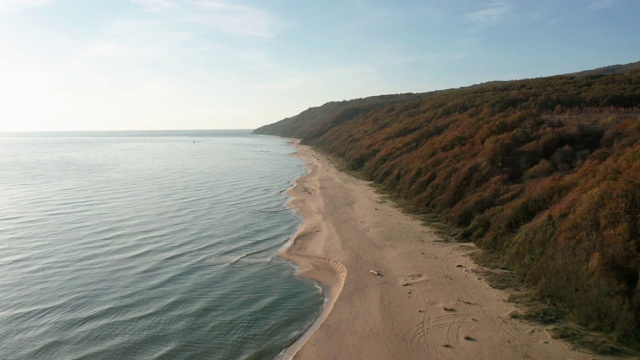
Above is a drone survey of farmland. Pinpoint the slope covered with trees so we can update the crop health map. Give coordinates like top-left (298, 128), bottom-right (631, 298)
top-left (254, 63), bottom-right (640, 346)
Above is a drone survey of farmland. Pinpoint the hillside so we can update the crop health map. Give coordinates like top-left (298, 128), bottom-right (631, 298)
top-left (254, 62), bottom-right (640, 346)
top-left (256, 93), bottom-right (425, 139)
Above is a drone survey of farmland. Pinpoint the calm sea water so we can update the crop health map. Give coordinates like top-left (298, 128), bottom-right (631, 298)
top-left (0, 130), bottom-right (323, 360)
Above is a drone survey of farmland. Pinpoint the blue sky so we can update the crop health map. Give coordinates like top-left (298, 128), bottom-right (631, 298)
top-left (0, 0), bottom-right (638, 131)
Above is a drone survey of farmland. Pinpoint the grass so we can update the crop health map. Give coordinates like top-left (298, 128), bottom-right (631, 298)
top-left (509, 304), bottom-right (567, 324)
top-left (469, 251), bottom-right (524, 291)
top-left (471, 251), bottom-right (637, 356)
top-left (552, 324), bottom-right (630, 355)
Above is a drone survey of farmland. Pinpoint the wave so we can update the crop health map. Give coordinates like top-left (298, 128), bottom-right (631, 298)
top-left (0, 133), bottom-right (320, 360)
top-left (199, 253), bottom-right (276, 266)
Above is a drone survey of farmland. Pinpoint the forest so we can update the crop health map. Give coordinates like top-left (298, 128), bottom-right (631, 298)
top-left (254, 63), bottom-right (640, 347)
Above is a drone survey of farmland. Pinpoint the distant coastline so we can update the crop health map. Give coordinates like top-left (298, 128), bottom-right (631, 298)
top-left (0, 129), bottom-right (253, 137)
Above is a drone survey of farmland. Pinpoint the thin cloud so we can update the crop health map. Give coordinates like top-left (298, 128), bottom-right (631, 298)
top-left (464, 2), bottom-right (513, 31)
top-left (80, 4), bottom-right (275, 76)
top-left (0, 0), bottom-right (50, 13)
top-left (82, 17), bottom-right (194, 65)
top-left (127, 0), bottom-right (277, 37)
top-left (130, 0), bottom-right (178, 13)
top-left (588, 0), bottom-right (615, 11)
top-left (188, 0), bottom-right (275, 37)
top-left (85, 1), bottom-right (278, 67)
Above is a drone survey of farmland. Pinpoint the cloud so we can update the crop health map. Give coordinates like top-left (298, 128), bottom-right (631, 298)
top-left (0, 0), bottom-right (352, 130)
top-left (588, 0), bottom-right (615, 11)
top-left (84, 0), bottom-right (278, 71)
top-left (464, 2), bottom-right (513, 30)
top-left (130, 0), bottom-right (177, 13)
top-left (188, 0), bottom-right (276, 37)
top-left (81, 17), bottom-right (195, 68)
top-left (0, 0), bottom-right (50, 13)
top-left (127, 0), bottom-right (277, 37)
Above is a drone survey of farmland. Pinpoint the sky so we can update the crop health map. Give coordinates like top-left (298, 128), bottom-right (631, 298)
top-left (0, 0), bottom-right (638, 131)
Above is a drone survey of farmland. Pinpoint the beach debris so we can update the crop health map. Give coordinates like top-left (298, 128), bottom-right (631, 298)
top-left (456, 264), bottom-right (463, 268)
top-left (442, 344), bottom-right (452, 348)
top-left (457, 297), bottom-right (474, 305)
top-left (402, 282), bottom-right (411, 286)
top-left (463, 335), bottom-right (475, 341)
top-left (369, 269), bottom-right (382, 276)
top-left (443, 306), bottom-right (456, 312)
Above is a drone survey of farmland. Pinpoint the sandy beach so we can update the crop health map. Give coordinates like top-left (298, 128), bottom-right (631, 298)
top-left (280, 142), bottom-right (614, 360)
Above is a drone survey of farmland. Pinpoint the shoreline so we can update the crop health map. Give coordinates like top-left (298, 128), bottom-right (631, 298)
top-left (278, 141), bottom-right (347, 359)
top-left (279, 142), bottom-right (612, 360)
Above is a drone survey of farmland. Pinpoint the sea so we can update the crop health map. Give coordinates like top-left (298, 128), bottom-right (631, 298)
top-left (0, 130), bottom-right (324, 360)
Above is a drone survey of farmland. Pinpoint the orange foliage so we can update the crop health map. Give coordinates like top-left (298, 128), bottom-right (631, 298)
top-left (255, 69), bottom-right (640, 345)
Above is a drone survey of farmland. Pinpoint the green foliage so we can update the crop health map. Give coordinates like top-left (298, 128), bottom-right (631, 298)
top-left (255, 68), bottom-right (640, 347)
top-left (552, 325), bottom-right (627, 354)
top-left (511, 305), bottom-right (567, 325)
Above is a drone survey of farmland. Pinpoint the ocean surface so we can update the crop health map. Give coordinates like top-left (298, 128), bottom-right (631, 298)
top-left (0, 130), bottom-right (323, 360)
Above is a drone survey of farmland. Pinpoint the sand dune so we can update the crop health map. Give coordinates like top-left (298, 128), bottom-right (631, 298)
top-left (280, 142), bottom-right (611, 360)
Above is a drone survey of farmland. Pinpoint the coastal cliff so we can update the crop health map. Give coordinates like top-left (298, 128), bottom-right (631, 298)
top-left (255, 62), bottom-right (640, 347)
